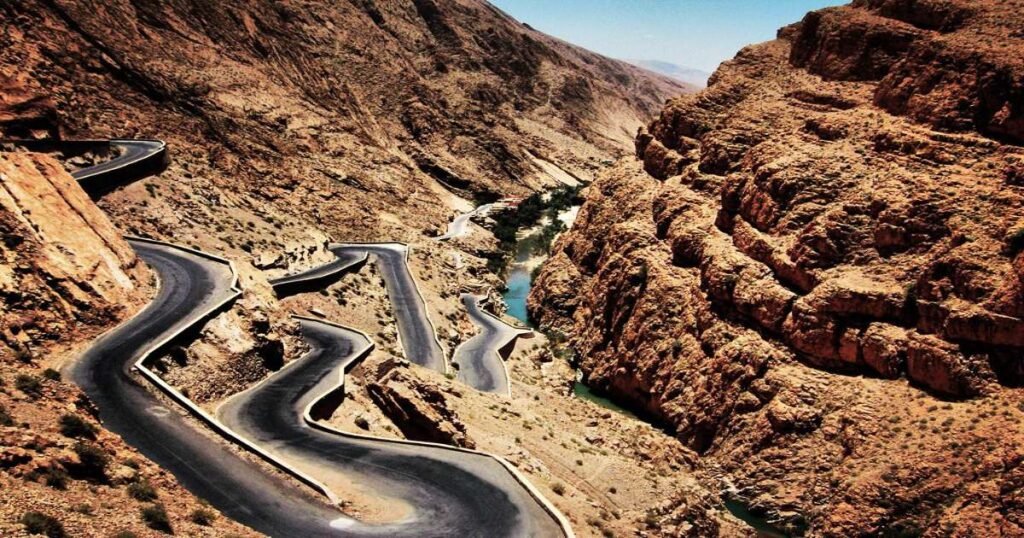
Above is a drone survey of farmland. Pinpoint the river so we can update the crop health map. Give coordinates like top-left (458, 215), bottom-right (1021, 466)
top-left (500, 205), bottom-right (636, 416)
top-left (497, 203), bottom-right (794, 536)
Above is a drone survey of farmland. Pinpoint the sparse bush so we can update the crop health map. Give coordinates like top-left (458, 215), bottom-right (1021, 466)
top-left (1008, 227), bottom-right (1024, 256)
top-left (59, 414), bottom-right (98, 440)
top-left (72, 442), bottom-right (109, 482)
top-left (71, 503), bottom-right (93, 515)
top-left (14, 347), bottom-right (34, 363)
top-left (141, 504), bottom-right (172, 533)
top-left (43, 467), bottom-right (69, 490)
top-left (20, 511), bottom-right (66, 537)
top-left (551, 482), bottom-right (566, 496)
top-left (42, 368), bottom-right (61, 381)
top-left (0, 404), bottom-right (13, 426)
top-left (190, 508), bottom-right (216, 526)
top-left (15, 374), bottom-right (42, 398)
top-left (128, 479), bottom-right (158, 501)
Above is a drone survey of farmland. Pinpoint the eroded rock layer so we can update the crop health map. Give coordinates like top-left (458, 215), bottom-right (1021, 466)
top-left (0, 152), bottom-right (146, 356)
top-left (531, 0), bottom-right (1024, 533)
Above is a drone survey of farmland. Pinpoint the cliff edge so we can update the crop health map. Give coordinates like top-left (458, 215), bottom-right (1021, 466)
top-left (531, 0), bottom-right (1024, 534)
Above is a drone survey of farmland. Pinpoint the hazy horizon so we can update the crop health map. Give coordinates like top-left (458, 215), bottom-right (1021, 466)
top-left (489, 0), bottom-right (845, 73)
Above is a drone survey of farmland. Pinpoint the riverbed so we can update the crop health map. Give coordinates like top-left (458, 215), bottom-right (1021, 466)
top-left (499, 205), bottom-right (640, 416)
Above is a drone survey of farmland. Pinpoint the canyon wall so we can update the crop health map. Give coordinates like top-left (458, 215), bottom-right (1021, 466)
top-left (531, 0), bottom-right (1024, 534)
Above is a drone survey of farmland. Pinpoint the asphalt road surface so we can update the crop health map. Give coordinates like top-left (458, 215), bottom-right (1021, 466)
top-left (329, 243), bottom-right (446, 372)
top-left (66, 241), bottom-right (350, 536)
top-left (218, 318), bottom-right (562, 537)
top-left (436, 204), bottom-right (493, 241)
top-left (268, 247), bottom-right (368, 295)
top-left (71, 139), bottom-right (166, 182)
top-left (454, 294), bottom-right (527, 395)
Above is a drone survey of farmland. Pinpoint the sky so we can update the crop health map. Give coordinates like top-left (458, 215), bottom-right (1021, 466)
top-left (488, 0), bottom-right (846, 74)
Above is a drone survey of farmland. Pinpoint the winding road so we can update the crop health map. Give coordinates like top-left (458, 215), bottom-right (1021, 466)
top-left (218, 317), bottom-right (561, 537)
top-left (272, 243), bottom-right (446, 372)
top-left (67, 239), bottom-right (349, 536)
top-left (453, 294), bottom-right (529, 395)
top-left (19, 139), bottom-right (573, 536)
top-left (436, 204), bottom-right (493, 241)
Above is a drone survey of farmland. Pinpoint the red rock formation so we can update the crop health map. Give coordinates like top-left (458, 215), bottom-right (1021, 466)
top-left (531, 0), bottom-right (1024, 533)
top-left (0, 152), bottom-right (147, 357)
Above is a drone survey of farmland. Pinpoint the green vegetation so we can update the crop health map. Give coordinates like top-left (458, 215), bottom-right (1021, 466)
top-left (189, 508), bottom-right (217, 526)
top-left (20, 511), bottom-right (66, 538)
top-left (59, 414), bottom-right (98, 440)
top-left (487, 184), bottom-right (583, 275)
top-left (141, 504), bottom-right (173, 534)
top-left (15, 374), bottom-right (42, 398)
top-left (128, 479), bottom-right (159, 502)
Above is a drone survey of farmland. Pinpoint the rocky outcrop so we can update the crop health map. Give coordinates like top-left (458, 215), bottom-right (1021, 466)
top-left (0, 152), bottom-right (147, 359)
top-left (367, 358), bottom-right (475, 449)
top-left (791, 0), bottom-right (1024, 144)
top-left (531, 0), bottom-right (1024, 533)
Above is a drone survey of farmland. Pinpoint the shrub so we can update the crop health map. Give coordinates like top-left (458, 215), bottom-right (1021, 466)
top-left (0, 404), bottom-right (13, 426)
top-left (15, 374), bottom-right (42, 398)
top-left (189, 508), bottom-right (216, 526)
top-left (70, 503), bottom-right (93, 515)
top-left (141, 504), bottom-right (173, 534)
top-left (128, 479), bottom-right (158, 502)
top-left (43, 467), bottom-right (69, 490)
top-left (72, 442), bottom-right (109, 482)
top-left (1009, 227), bottom-right (1024, 256)
top-left (14, 347), bottom-right (34, 363)
top-left (20, 511), bottom-right (66, 538)
top-left (59, 414), bottom-right (98, 440)
top-left (551, 482), bottom-right (566, 496)
top-left (42, 368), bottom-right (61, 381)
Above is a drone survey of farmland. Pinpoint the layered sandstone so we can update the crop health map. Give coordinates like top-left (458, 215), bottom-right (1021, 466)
top-left (532, 0), bottom-right (1024, 533)
top-left (0, 152), bottom-right (146, 358)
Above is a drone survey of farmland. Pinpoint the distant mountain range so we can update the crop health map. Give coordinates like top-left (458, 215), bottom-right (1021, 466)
top-left (626, 60), bottom-right (710, 88)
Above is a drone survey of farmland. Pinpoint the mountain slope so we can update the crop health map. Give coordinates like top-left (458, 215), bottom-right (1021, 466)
top-left (627, 60), bottom-right (710, 88)
top-left (531, 0), bottom-right (1024, 534)
top-left (1, 0), bottom-right (687, 228)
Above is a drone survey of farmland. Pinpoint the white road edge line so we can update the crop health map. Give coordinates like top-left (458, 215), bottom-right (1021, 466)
top-left (292, 315), bottom-right (576, 538)
top-left (123, 236), bottom-right (344, 507)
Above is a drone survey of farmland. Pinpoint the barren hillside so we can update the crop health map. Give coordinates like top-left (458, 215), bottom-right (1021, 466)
top-left (0, 1), bottom-right (692, 535)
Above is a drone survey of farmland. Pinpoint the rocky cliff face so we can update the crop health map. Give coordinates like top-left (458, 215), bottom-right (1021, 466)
top-left (531, 0), bottom-right (1024, 533)
top-left (0, 152), bottom-right (147, 358)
